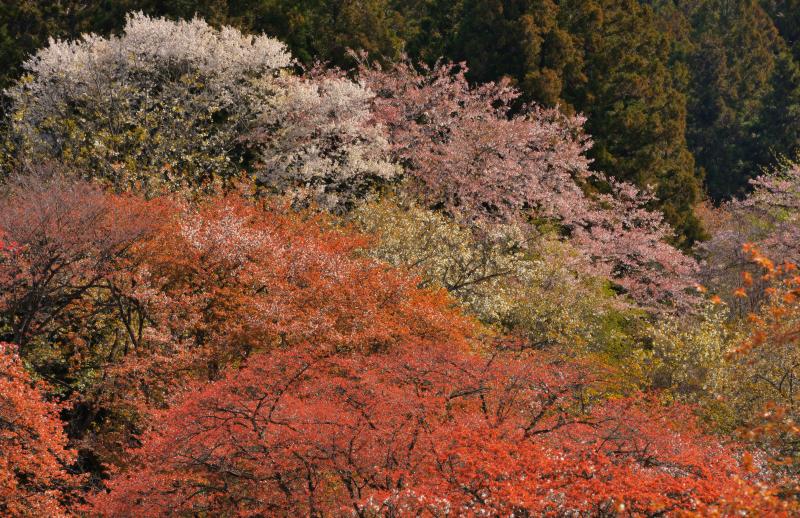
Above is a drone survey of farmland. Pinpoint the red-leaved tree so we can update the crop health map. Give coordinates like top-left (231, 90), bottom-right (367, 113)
top-left (0, 179), bottom-right (789, 515)
top-left (51, 192), bottom-right (475, 470)
top-left (0, 343), bottom-right (80, 517)
top-left (0, 174), bottom-right (165, 350)
top-left (90, 342), bottom-right (789, 516)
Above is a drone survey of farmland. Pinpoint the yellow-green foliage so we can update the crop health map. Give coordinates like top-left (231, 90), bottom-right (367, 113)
top-left (354, 197), bottom-right (647, 367)
top-left (727, 294), bottom-right (800, 432)
top-left (649, 304), bottom-right (737, 398)
top-left (645, 302), bottom-right (792, 432)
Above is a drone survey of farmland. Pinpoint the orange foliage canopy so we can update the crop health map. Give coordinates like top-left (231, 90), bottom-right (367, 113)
top-left (0, 343), bottom-right (80, 517)
top-left (88, 199), bottom-right (791, 516)
top-left (0, 176), bottom-right (163, 350)
top-left (103, 194), bottom-right (473, 403)
top-left (91, 343), bottom-right (792, 516)
top-left (0, 183), bottom-right (794, 515)
top-left (727, 244), bottom-right (800, 493)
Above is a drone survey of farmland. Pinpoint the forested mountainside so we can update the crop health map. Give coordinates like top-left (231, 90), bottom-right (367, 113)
top-left (3, 1), bottom-right (800, 246)
top-left (3, 6), bottom-right (800, 517)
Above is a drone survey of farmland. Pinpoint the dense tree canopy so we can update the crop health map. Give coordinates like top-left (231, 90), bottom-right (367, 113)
top-left (90, 341), bottom-right (785, 516)
top-left (3, 8), bottom-right (800, 517)
top-left (4, 15), bottom-right (698, 311)
top-left (3, 1), bottom-right (800, 233)
top-left (359, 59), bottom-right (699, 308)
top-left (449, 0), bottom-right (703, 243)
top-left (4, 13), bottom-right (293, 192)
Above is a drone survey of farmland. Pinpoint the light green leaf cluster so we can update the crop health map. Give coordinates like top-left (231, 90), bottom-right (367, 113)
top-left (726, 298), bottom-right (800, 433)
top-left (354, 197), bottom-right (642, 358)
top-left (649, 303), bottom-right (738, 399)
top-left (644, 302), bottom-right (785, 432)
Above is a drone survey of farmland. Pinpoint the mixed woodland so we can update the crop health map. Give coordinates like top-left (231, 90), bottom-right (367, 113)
top-left (1, 3), bottom-right (800, 516)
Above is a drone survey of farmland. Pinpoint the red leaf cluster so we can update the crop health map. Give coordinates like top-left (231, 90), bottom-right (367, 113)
top-left (91, 341), bottom-right (786, 516)
top-left (0, 343), bottom-right (80, 517)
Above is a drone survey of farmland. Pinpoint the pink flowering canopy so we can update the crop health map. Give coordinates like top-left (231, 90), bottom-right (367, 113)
top-left (359, 59), bottom-right (698, 309)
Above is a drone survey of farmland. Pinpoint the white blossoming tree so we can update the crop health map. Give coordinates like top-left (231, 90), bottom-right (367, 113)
top-left (248, 74), bottom-right (399, 212)
top-left (5, 12), bottom-right (398, 207)
top-left (6, 12), bottom-right (291, 193)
